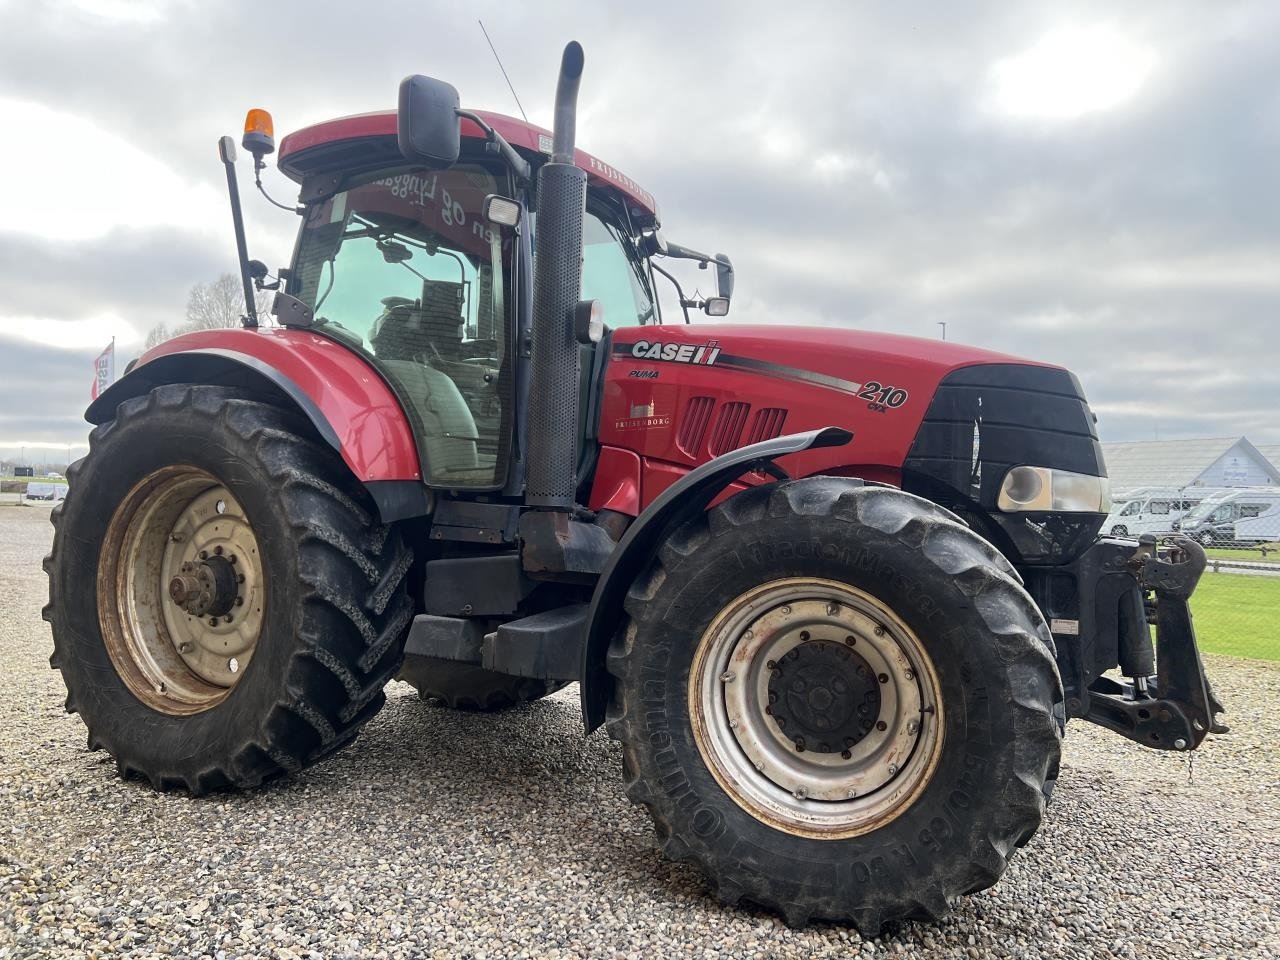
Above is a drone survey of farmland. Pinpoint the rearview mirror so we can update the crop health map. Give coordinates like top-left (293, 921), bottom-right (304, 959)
top-left (397, 75), bottom-right (461, 168)
top-left (714, 254), bottom-right (734, 300)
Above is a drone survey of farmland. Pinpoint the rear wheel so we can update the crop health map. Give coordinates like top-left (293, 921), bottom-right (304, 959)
top-left (44, 385), bottom-right (414, 793)
top-left (1111, 524), bottom-right (1128, 536)
top-left (606, 479), bottom-right (1062, 933)
top-left (400, 657), bottom-right (568, 711)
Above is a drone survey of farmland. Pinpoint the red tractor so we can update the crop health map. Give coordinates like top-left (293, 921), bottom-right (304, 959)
top-left (45, 44), bottom-right (1224, 932)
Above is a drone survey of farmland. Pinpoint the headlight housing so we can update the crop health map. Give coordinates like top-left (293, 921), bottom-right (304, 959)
top-left (997, 466), bottom-right (1111, 513)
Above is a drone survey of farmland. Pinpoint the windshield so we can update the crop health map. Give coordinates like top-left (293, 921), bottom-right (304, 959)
top-left (291, 163), bottom-right (513, 489)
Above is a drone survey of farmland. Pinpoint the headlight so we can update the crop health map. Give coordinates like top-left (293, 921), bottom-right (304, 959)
top-left (997, 466), bottom-right (1111, 513)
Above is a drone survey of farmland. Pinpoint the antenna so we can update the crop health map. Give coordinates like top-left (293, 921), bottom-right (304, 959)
top-left (478, 19), bottom-right (529, 125)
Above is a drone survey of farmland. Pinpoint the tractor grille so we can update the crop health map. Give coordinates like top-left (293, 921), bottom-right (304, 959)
top-left (677, 396), bottom-right (716, 458)
top-left (710, 402), bottom-right (751, 456)
top-left (746, 407), bottom-right (788, 445)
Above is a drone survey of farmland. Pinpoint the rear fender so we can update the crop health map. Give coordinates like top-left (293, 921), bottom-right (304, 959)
top-left (579, 426), bottom-right (853, 732)
top-left (86, 329), bottom-right (430, 521)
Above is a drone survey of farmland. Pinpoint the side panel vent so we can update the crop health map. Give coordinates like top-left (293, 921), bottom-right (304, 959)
top-left (709, 402), bottom-right (751, 456)
top-left (746, 407), bottom-right (788, 445)
top-left (676, 396), bottom-right (716, 458)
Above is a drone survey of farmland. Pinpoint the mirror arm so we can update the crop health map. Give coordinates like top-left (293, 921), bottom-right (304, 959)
top-left (456, 110), bottom-right (532, 182)
top-left (650, 261), bottom-right (692, 325)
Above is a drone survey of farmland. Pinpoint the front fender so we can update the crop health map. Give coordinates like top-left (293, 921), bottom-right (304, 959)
top-left (579, 426), bottom-right (853, 732)
top-left (87, 328), bottom-right (429, 520)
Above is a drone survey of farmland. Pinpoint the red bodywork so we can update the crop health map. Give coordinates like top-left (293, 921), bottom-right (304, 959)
top-left (136, 329), bottom-right (421, 483)
top-left (589, 324), bottom-right (1056, 516)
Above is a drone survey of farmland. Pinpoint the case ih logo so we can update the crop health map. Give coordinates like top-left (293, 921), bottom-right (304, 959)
top-left (629, 340), bottom-right (722, 365)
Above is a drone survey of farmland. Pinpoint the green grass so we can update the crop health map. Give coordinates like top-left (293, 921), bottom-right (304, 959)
top-left (1190, 571), bottom-right (1280, 660)
top-left (1205, 544), bottom-right (1280, 564)
top-left (0, 474), bottom-right (66, 486)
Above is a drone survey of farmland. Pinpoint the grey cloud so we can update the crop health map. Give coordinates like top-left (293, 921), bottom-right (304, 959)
top-left (0, 0), bottom-right (1277, 447)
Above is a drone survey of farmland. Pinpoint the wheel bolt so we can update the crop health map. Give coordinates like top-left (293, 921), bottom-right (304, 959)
top-left (794, 739), bottom-right (805, 752)
top-left (766, 660), bottom-right (776, 670)
top-left (228, 554), bottom-right (237, 565)
top-left (178, 642), bottom-right (193, 654)
top-left (874, 626), bottom-right (885, 637)
top-left (876, 720), bottom-right (888, 731)
top-left (799, 630), bottom-right (810, 641)
top-left (228, 657), bottom-right (239, 674)
top-left (907, 719), bottom-right (920, 735)
top-left (827, 603), bottom-right (840, 616)
top-left (236, 574), bottom-right (245, 584)
top-left (214, 545), bottom-right (224, 556)
top-left (844, 635), bottom-right (856, 646)
top-left (841, 749), bottom-right (852, 760)
top-left (728, 718), bottom-right (739, 729)
top-left (878, 673), bottom-right (889, 684)
top-left (719, 671), bottom-right (735, 683)
top-left (888, 764), bottom-right (899, 776)
top-left (234, 596), bottom-right (244, 607)
top-left (208, 617), bottom-right (218, 627)
top-left (793, 786), bottom-right (807, 800)
top-left (781, 605), bottom-right (791, 615)
top-left (199, 550), bottom-right (208, 560)
top-left (223, 615), bottom-right (233, 624)
top-left (904, 669), bottom-right (915, 681)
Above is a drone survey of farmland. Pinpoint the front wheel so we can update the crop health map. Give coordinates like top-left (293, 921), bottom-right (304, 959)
top-left (606, 479), bottom-right (1062, 933)
top-left (44, 385), bottom-right (414, 793)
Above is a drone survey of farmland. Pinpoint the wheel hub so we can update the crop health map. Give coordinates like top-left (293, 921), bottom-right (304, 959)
top-left (168, 554), bottom-right (240, 618)
top-left (768, 640), bottom-right (881, 753)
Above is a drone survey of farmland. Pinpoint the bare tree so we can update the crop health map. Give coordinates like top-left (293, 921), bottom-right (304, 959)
top-left (185, 273), bottom-right (252, 331)
top-left (143, 322), bottom-right (170, 352)
top-left (142, 273), bottom-right (272, 349)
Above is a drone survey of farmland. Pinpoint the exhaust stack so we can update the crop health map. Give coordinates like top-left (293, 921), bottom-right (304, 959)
top-left (526, 42), bottom-right (587, 509)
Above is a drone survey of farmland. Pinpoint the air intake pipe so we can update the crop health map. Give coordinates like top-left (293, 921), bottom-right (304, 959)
top-left (526, 41), bottom-right (587, 509)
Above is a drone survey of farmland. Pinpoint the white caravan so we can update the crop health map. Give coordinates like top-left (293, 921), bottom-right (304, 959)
top-left (1103, 486), bottom-right (1221, 538)
top-left (1174, 488), bottom-right (1280, 545)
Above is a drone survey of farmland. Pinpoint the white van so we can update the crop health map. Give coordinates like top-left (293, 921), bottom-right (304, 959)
top-left (25, 482), bottom-right (67, 502)
top-left (1103, 487), bottom-right (1219, 538)
top-left (1175, 488), bottom-right (1280, 545)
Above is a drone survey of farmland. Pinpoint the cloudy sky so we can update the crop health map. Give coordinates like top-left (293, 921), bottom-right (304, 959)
top-left (1, 0), bottom-right (1277, 462)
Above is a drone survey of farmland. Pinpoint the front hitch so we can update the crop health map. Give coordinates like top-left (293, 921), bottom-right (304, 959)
top-left (1084, 534), bottom-right (1227, 751)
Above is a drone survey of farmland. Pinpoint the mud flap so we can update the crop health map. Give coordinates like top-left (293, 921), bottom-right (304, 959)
top-left (1085, 535), bottom-right (1226, 751)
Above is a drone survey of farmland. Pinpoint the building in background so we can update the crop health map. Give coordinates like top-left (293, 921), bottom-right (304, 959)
top-left (1100, 437), bottom-right (1280, 496)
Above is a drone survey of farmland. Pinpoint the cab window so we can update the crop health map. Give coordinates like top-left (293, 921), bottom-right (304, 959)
top-left (1120, 501), bottom-right (1141, 517)
top-left (291, 163), bottom-right (513, 489)
top-left (581, 208), bottom-right (655, 328)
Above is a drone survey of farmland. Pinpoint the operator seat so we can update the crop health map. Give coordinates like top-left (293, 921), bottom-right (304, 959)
top-left (370, 291), bottom-right (479, 477)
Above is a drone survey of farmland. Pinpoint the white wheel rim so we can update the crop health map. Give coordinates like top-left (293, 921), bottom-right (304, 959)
top-left (689, 578), bottom-right (944, 839)
top-left (98, 466), bottom-right (266, 715)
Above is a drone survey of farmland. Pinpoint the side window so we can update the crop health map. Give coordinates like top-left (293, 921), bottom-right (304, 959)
top-left (581, 209), bottom-right (655, 328)
top-left (1149, 500), bottom-right (1169, 515)
top-left (1239, 504), bottom-right (1265, 518)
top-left (1212, 506), bottom-right (1234, 522)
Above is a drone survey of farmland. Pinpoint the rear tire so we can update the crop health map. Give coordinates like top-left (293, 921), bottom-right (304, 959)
top-left (605, 478), bottom-right (1062, 933)
top-left (44, 385), bottom-right (414, 794)
top-left (400, 657), bottom-right (568, 711)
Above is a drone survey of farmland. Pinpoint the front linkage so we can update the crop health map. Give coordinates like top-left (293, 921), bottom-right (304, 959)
top-left (1080, 535), bottom-right (1227, 751)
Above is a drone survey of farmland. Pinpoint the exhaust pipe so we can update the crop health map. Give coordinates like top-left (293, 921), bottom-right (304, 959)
top-left (526, 41), bottom-right (588, 509)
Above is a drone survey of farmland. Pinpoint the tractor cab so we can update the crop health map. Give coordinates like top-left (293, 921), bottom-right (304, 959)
top-left (274, 110), bottom-right (668, 494)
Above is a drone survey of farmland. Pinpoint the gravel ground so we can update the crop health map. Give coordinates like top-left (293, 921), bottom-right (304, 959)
top-left (2, 502), bottom-right (1277, 959)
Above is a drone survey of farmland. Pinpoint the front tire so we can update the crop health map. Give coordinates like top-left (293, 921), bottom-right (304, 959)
top-left (606, 479), bottom-right (1062, 933)
top-left (44, 385), bottom-right (414, 793)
